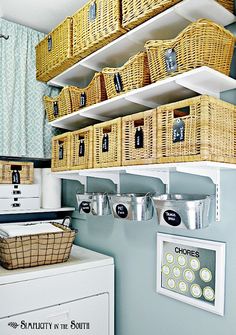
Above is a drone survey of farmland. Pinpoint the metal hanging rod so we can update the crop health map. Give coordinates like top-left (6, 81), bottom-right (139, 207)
top-left (0, 34), bottom-right (9, 40)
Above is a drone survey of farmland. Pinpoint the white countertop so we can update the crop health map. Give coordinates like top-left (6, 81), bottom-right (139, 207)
top-left (0, 245), bottom-right (114, 285)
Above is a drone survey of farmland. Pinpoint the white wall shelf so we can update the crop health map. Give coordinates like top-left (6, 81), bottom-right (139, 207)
top-left (52, 161), bottom-right (236, 222)
top-left (50, 67), bottom-right (236, 130)
top-left (0, 207), bottom-right (75, 215)
top-left (48, 0), bottom-right (235, 88)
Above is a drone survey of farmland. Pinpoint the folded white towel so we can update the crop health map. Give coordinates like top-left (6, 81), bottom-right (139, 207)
top-left (0, 223), bottom-right (63, 238)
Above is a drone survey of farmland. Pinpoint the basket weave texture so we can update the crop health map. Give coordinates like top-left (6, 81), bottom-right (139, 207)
top-left (36, 18), bottom-right (78, 83)
top-left (71, 126), bottom-right (94, 170)
top-left (51, 133), bottom-right (71, 172)
top-left (0, 161), bottom-right (33, 184)
top-left (0, 223), bottom-right (75, 270)
top-left (122, 0), bottom-right (234, 30)
top-left (122, 110), bottom-right (157, 166)
top-left (44, 73), bottom-right (107, 122)
top-left (93, 118), bottom-right (122, 168)
top-left (156, 95), bottom-right (236, 164)
top-left (102, 52), bottom-right (150, 99)
top-left (73, 0), bottom-right (126, 60)
top-left (145, 19), bottom-right (235, 83)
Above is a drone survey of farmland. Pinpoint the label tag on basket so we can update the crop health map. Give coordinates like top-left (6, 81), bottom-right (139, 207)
top-left (116, 204), bottom-right (128, 219)
top-left (48, 35), bottom-right (52, 52)
top-left (80, 201), bottom-right (91, 214)
top-left (135, 127), bottom-right (144, 149)
top-left (163, 210), bottom-right (181, 226)
top-left (79, 139), bottom-right (85, 157)
top-left (102, 134), bottom-right (109, 152)
top-left (89, 2), bottom-right (97, 21)
top-left (12, 170), bottom-right (20, 184)
top-left (59, 144), bottom-right (64, 160)
top-left (53, 101), bottom-right (59, 117)
top-left (173, 118), bottom-right (185, 143)
top-left (165, 48), bottom-right (177, 73)
top-left (114, 73), bottom-right (123, 93)
top-left (80, 92), bottom-right (87, 107)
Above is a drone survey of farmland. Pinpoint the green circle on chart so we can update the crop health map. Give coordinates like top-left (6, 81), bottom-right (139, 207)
top-left (173, 266), bottom-right (181, 278)
top-left (178, 281), bottom-right (188, 293)
top-left (190, 284), bottom-right (202, 299)
top-left (203, 287), bottom-right (215, 301)
top-left (162, 265), bottom-right (170, 276)
top-left (200, 268), bottom-right (212, 283)
top-left (166, 253), bottom-right (174, 264)
top-left (190, 257), bottom-right (200, 271)
top-left (183, 269), bottom-right (195, 282)
top-left (177, 255), bottom-right (187, 267)
top-left (167, 278), bottom-right (176, 290)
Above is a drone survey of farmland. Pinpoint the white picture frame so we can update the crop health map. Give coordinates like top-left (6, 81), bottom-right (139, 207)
top-left (156, 233), bottom-right (226, 316)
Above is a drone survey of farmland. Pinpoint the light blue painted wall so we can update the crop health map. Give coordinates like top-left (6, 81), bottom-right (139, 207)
top-left (63, 10), bottom-right (236, 335)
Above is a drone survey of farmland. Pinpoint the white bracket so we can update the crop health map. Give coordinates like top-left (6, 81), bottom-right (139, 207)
top-left (79, 171), bottom-right (122, 193)
top-left (125, 96), bottom-right (158, 109)
top-left (176, 166), bottom-right (221, 222)
top-left (125, 168), bottom-right (170, 193)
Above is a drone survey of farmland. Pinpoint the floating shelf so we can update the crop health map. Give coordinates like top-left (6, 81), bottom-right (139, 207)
top-left (0, 207), bottom-right (75, 215)
top-left (53, 162), bottom-right (236, 222)
top-left (48, 0), bottom-right (236, 88)
top-left (50, 67), bottom-right (236, 130)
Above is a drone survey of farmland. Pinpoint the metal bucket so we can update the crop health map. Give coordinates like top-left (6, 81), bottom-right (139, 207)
top-left (152, 194), bottom-right (211, 230)
top-left (109, 193), bottom-right (154, 221)
top-left (76, 193), bottom-right (111, 216)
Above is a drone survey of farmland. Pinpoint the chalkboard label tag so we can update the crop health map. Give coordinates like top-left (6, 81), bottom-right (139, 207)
top-left (53, 101), bottom-right (59, 117)
top-left (89, 2), bottom-right (97, 21)
top-left (48, 35), bottom-right (52, 52)
top-left (116, 204), bottom-right (128, 218)
top-left (80, 201), bottom-right (91, 214)
top-left (102, 134), bottom-right (109, 152)
top-left (80, 92), bottom-right (87, 107)
top-left (135, 127), bottom-right (144, 149)
top-left (173, 118), bottom-right (185, 143)
top-left (163, 210), bottom-right (181, 226)
top-left (165, 48), bottom-right (177, 73)
top-left (59, 144), bottom-right (64, 160)
top-left (79, 139), bottom-right (85, 157)
top-left (114, 73), bottom-right (123, 93)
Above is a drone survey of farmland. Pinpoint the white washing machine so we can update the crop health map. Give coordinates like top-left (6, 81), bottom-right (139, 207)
top-left (0, 245), bottom-right (114, 335)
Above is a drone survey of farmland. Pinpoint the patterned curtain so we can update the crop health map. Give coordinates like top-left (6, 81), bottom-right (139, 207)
top-left (0, 18), bottom-right (60, 158)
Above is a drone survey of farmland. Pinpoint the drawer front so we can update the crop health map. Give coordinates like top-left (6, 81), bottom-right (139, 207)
top-left (0, 293), bottom-right (109, 335)
top-left (0, 184), bottom-right (40, 198)
top-left (0, 198), bottom-right (40, 211)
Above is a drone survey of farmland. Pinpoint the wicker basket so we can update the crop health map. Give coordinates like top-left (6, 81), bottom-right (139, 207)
top-left (145, 19), bottom-right (235, 83)
top-left (44, 73), bottom-right (106, 122)
top-left (0, 223), bottom-right (75, 270)
top-left (72, 0), bottom-right (126, 60)
top-left (122, 110), bottom-right (157, 166)
top-left (122, 0), bottom-right (234, 30)
top-left (102, 52), bottom-right (150, 99)
top-left (156, 95), bottom-right (236, 164)
top-left (0, 161), bottom-right (34, 184)
top-left (71, 126), bottom-right (94, 170)
top-left (36, 18), bottom-right (78, 83)
top-left (51, 133), bottom-right (71, 172)
top-left (93, 118), bottom-right (122, 168)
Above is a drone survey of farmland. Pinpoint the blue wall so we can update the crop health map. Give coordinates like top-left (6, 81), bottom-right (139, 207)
top-left (63, 14), bottom-right (236, 335)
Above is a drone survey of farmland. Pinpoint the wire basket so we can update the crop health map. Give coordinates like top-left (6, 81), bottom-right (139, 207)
top-left (51, 133), bottom-right (71, 172)
top-left (102, 52), bottom-right (150, 99)
top-left (122, 109), bottom-right (157, 166)
top-left (156, 95), bottom-right (236, 164)
top-left (122, 0), bottom-right (234, 30)
top-left (71, 126), bottom-right (94, 170)
top-left (72, 0), bottom-right (126, 60)
top-left (93, 118), bottom-right (122, 168)
top-left (0, 161), bottom-right (34, 184)
top-left (145, 19), bottom-right (235, 83)
top-left (0, 222), bottom-right (75, 270)
top-left (36, 17), bottom-right (78, 83)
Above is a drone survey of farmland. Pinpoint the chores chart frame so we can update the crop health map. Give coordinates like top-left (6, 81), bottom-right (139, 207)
top-left (156, 233), bottom-right (226, 316)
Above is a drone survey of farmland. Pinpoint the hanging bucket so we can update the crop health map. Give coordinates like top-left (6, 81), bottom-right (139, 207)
top-left (76, 193), bottom-right (111, 216)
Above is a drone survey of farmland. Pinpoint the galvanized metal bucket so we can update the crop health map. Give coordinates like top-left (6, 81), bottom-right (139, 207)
top-left (76, 193), bottom-right (111, 216)
top-left (152, 194), bottom-right (211, 230)
top-left (109, 193), bottom-right (154, 221)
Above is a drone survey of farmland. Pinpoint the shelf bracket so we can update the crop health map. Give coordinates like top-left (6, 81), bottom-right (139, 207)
top-left (176, 166), bottom-right (221, 222)
top-left (53, 173), bottom-right (88, 192)
top-left (125, 168), bottom-right (170, 193)
top-left (175, 78), bottom-right (220, 98)
top-left (125, 96), bottom-right (158, 109)
top-left (79, 171), bottom-right (122, 193)
top-left (80, 110), bottom-right (111, 122)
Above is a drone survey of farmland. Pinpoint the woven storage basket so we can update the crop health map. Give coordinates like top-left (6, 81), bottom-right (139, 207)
top-left (71, 126), bottom-right (94, 170)
top-left (93, 118), bottom-right (122, 168)
top-left (122, 0), bottom-right (234, 30)
top-left (36, 17), bottom-right (78, 83)
top-left (157, 95), bottom-right (236, 164)
top-left (102, 52), bottom-right (150, 99)
top-left (0, 223), bottom-right (75, 270)
top-left (51, 133), bottom-right (71, 172)
top-left (72, 0), bottom-right (126, 60)
top-left (145, 19), bottom-right (235, 83)
top-left (0, 161), bottom-right (33, 184)
top-left (122, 110), bottom-right (157, 166)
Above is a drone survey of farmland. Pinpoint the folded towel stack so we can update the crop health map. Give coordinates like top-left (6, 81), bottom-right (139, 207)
top-left (0, 222), bottom-right (63, 238)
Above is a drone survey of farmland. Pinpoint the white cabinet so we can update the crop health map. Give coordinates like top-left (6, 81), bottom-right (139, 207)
top-left (0, 246), bottom-right (114, 335)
